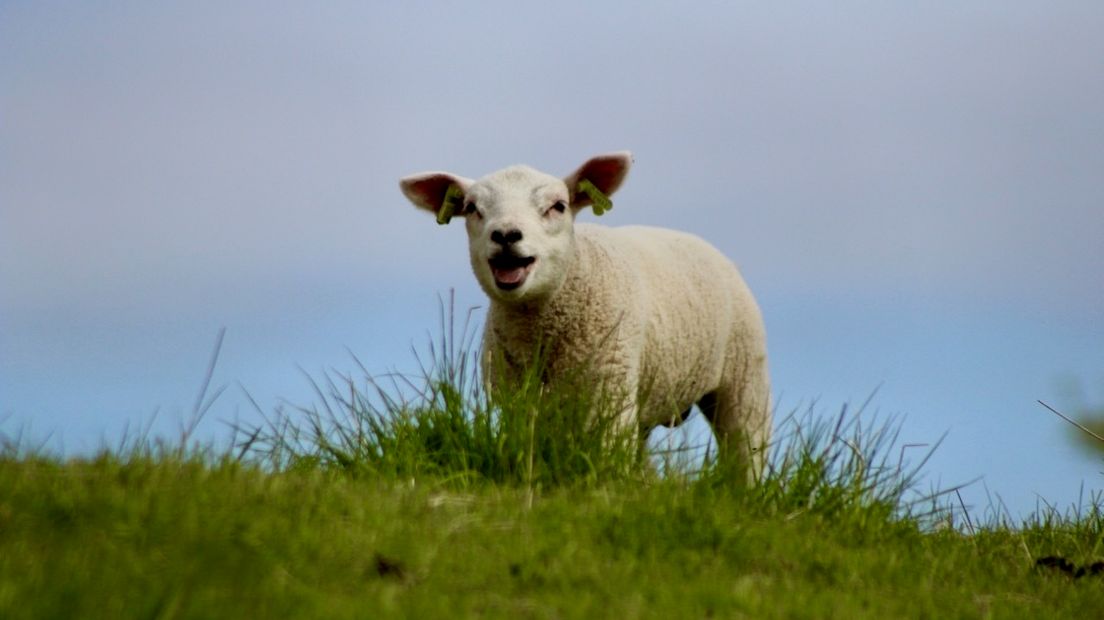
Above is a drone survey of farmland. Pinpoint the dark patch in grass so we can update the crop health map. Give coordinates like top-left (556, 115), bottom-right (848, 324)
top-left (373, 553), bottom-right (410, 582)
top-left (1035, 555), bottom-right (1104, 579)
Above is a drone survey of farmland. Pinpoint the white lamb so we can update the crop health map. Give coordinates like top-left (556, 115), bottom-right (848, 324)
top-left (399, 152), bottom-right (771, 476)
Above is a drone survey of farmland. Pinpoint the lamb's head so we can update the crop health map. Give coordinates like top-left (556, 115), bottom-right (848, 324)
top-left (400, 152), bottom-right (632, 304)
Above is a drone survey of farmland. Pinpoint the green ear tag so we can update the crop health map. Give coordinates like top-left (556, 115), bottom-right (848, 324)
top-left (578, 179), bottom-right (613, 216)
top-left (437, 184), bottom-right (465, 225)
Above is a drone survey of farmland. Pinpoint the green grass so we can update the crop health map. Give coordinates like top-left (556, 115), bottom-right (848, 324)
top-left (2, 307), bottom-right (1103, 618)
top-left (2, 455), bottom-right (1103, 618)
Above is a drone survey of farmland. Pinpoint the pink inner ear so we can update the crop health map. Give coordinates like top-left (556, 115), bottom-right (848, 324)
top-left (569, 153), bottom-right (631, 205)
top-left (404, 174), bottom-right (459, 213)
top-left (581, 157), bottom-right (628, 192)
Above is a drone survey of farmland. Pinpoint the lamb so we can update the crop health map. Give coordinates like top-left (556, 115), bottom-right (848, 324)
top-left (399, 152), bottom-right (771, 477)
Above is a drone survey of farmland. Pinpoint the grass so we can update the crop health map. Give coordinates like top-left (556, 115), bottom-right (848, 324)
top-left (2, 303), bottom-right (1103, 618)
top-left (244, 308), bottom-right (641, 488)
top-left (3, 455), bottom-right (1104, 618)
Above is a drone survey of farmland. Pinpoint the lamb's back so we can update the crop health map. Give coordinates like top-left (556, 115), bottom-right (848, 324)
top-left (575, 224), bottom-right (755, 421)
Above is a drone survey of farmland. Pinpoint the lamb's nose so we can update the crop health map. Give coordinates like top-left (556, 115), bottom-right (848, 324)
top-left (491, 229), bottom-right (523, 246)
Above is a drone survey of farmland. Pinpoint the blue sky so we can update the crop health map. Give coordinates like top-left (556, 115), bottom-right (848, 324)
top-left (2, 2), bottom-right (1102, 519)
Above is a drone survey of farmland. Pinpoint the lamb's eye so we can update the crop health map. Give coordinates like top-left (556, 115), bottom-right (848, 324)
top-left (462, 202), bottom-right (480, 217)
top-left (548, 201), bottom-right (566, 215)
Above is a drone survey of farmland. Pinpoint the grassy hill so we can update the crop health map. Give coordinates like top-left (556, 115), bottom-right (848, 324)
top-left (2, 453), bottom-right (1102, 618)
top-left (2, 323), bottom-right (1102, 618)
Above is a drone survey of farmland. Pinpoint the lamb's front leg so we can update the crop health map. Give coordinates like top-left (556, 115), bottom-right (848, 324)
top-left (589, 357), bottom-right (645, 450)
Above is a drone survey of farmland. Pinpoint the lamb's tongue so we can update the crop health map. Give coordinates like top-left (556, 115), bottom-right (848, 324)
top-left (494, 266), bottom-right (526, 284)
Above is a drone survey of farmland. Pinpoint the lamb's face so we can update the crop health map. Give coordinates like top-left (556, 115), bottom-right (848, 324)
top-left (400, 152), bottom-right (632, 305)
top-left (462, 166), bottom-right (576, 304)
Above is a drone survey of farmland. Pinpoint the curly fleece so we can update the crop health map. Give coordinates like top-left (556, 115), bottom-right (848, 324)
top-left (399, 153), bottom-right (770, 474)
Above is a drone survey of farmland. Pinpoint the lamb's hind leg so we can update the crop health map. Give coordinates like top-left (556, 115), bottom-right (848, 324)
top-left (698, 371), bottom-right (771, 484)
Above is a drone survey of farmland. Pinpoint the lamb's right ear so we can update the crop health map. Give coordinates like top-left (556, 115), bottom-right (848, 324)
top-left (399, 172), bottom-right (473, 225)
top-left (564, 151), bottom-right (633, 215)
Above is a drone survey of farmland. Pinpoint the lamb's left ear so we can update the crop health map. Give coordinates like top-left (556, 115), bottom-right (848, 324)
top-left (564, 151), bottom-right (633, 214)
top-left (399, 172), bottom-right (473, 225)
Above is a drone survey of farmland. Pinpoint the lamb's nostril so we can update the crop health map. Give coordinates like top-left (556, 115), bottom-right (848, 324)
top-left (491, 229), bottom-right (523, 246)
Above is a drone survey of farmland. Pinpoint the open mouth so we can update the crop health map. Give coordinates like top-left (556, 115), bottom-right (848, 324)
top-left (488, 253), bottom-right (536, 290)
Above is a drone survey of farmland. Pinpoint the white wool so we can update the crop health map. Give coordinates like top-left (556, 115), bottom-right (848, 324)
top-left (399, 153), bottom-right (771, 476)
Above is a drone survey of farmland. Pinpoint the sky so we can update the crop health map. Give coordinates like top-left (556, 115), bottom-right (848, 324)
top-left (2, 2), bottom-right (1102, 520)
